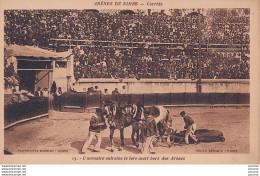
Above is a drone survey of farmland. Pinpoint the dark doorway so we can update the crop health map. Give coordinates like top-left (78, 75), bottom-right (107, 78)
top-left (18, 70), bottom-right (36, 93)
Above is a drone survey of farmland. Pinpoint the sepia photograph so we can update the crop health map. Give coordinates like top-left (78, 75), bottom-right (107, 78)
top-left (1, 0), bottom-right (259, 164)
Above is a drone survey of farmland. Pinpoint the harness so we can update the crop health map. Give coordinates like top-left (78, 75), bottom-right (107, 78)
top-left (105, 102), bottom-right (117, 117)
top-left (133, 105), bottom-right (145, 121)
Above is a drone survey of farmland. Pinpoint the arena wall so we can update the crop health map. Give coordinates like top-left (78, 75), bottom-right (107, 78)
top-left (53, 67), bottom-right (69, 92)
top-left (75, 79), bottom-right (249, 94)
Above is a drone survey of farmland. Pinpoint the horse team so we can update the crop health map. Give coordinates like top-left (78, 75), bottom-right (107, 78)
top-left (81, 100), bottom-right (175, 154)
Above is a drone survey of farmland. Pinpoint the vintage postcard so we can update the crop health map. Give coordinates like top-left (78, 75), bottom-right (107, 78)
top-left (0, 0), bottom-right (259, 164)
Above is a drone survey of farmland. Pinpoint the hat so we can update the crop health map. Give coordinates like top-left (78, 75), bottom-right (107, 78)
top-left (180, 111), bottom-right (185, 116)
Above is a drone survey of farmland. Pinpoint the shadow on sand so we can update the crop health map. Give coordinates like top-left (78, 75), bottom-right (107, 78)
top-left (70, 137), bottom-right (140, 154)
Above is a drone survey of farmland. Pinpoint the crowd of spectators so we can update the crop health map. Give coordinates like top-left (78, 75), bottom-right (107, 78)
top-left (4, 9), bottom-right (250, 45)
top-left (73, 46), bottom-right (249, 80)
top-left (4, 9), bottom-right (250, 79)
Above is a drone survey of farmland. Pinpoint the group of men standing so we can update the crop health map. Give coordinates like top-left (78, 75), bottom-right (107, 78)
top-left (34, 87), bottom-right (49, 97)
top-left (86, 86), bottom-right (127, 95)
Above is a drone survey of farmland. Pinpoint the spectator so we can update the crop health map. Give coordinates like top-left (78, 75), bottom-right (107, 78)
top-left (86, 87), bottom-right (94, 95)
top-left (120, 85), bottom-right (127, 94)
top-left (104, 89), bottom-right (109, 95)
top-left (112, 88), bottom-right (120, 95)
top-left (54, 87), bottom-right (62, 111)
top-left (4, 9), bottom-right (250, 80)
top-left (50, 81), bottom-right (57, 94)
top-left (57, 87), bottom-right (62, 97)
top-left (50, 81), bottom-right (57, 109)
top-left (35, 87), bottom-right (42, 97)
top-left (42, 88), bottom-right (49, 97)
top-left (70, 83), bottom-right (76, 93)
top-left (94, 86), bottom-right (101, 94)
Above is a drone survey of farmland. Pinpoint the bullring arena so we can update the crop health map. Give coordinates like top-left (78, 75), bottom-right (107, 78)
top-left (4, 9), bottom-right (250, 155)
top-left (4, 106), bottom-right (249, 154)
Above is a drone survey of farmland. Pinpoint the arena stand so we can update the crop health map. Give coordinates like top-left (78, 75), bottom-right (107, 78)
top-left (4, 9), bottom-right (249, 46)
top-left (61, 41), bottom-right (248, 81)
top-left (4, 9), bottom-right (250, 113)
top-left (4, 9), bottom-right (250, 80)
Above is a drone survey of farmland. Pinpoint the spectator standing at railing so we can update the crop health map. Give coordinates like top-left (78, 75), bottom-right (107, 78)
top-left (70, 83), bottom-right (77, 93)
top-left (56, 87), bottom-right (62, 96)
top-left (86, 87), bottom-right (94, 95)
top-left (112, 88), bottom-right (120, 95)
top-left (50, 81), bottom-right (57, 109)
top-left (104, 89), bottom-right (109, 95)
top-left (35, 87), bottom-right (42, 97)
top-left (55, 87), bottom-right (62, 111)
top-left (42, 87), bottom-right (49, 98)
top-left (120, 85), bottom-right (127, 94)
top-left (94, 86), bottom-right (101, 94)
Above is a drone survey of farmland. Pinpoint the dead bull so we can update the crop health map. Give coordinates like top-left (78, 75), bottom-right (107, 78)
top-left (172, 129), bottom-right (225, 144)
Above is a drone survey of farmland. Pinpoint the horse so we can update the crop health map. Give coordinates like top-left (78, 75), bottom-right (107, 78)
top-left (126, 103), bottom-right (146, 148)
top-left (103, 101), bottom-right (173, 151)
top-left (103, 100), bottom-right (135, 152)
top-left (122, 104), bottom-right (174, 148)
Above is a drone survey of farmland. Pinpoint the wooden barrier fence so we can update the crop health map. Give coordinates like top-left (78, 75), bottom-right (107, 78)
top-left (60, 93), bottom-right (250, 113)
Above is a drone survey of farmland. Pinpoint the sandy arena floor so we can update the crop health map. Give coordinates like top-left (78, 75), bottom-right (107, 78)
top-left (4, 107), bottom-right (249, 155)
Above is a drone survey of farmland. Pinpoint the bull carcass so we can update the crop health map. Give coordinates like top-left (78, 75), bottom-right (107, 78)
top-left (172, 129), bottom-right (225, 144)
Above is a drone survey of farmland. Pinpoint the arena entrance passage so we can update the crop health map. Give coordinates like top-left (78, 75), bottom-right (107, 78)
top-left (18, 70), bottom-right (36, 93)
top-left (17, 59), bottom-right (53, 92)
top-left (5, 45), bottom-right (70, 93)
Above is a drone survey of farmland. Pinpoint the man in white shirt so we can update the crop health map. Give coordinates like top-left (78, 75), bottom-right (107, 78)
top-left (120, 85), bottom-right (127, 94)
top-left (42, 88), bottom-right (49, 97)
